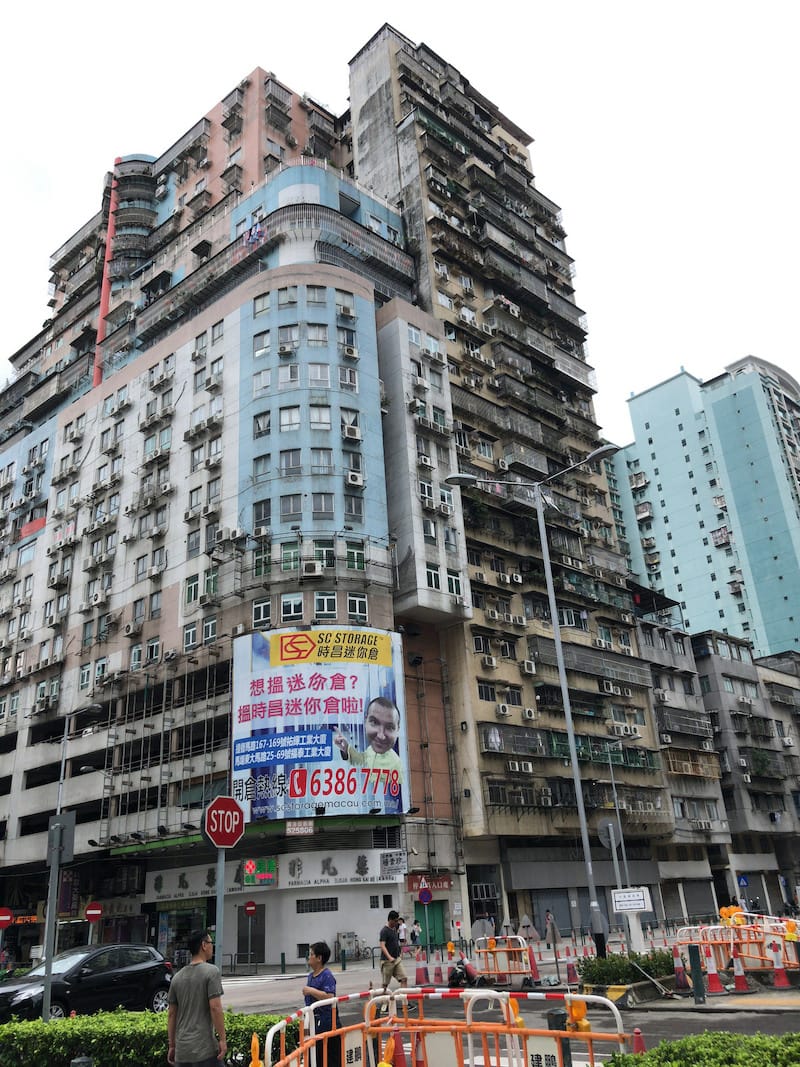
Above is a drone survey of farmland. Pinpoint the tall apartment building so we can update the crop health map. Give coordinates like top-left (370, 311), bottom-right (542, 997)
top-left (613, 358), bottom-right (800, 658)
top-left (0, 25), bottom-right (684, 963)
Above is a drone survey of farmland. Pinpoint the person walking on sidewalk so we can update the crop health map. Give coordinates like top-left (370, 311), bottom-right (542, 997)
top-left (302, 942), bottom-right (339, 1067)
top-left (168, 929), bottom-right (226, 1067)
top-left (379, 910), bottom-right (408, 993)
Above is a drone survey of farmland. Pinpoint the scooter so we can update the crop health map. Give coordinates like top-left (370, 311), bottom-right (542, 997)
top-left (448, 953), bottom-right (490, 988)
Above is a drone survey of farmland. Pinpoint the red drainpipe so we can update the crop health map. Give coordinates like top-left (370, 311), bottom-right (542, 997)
top-left (93, 156), bottom-right (121, 387)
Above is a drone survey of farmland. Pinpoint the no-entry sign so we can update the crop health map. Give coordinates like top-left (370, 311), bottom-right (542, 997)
top-left (244, 900), bottom-right (257, 916)
top-left (204, 796), bottom-right (245, 849)
top-left (85, 901), bottom-right (103, 924)
top-left (0, 907), bottom-right (13, 929)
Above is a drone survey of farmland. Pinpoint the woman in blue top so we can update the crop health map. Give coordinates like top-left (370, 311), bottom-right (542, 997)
top-left (302, 942), bottom-right (339, 1067)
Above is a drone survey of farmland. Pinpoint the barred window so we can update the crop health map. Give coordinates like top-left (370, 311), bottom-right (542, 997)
top-left (296, 897), bottom-right (339, 914)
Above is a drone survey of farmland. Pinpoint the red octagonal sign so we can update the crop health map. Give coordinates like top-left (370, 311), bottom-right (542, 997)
top-left (205, 796), bottom-right (245, 849)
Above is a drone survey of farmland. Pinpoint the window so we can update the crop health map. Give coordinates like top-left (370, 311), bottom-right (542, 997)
top-left (308, 324), bottom-right (328, 346)
top-left (314, 591), bottom-right (337, 620)
top-left (408, 324), bottom-right (421, 347)
top-left (280, 494), bottom-right (302, 521)
top-left (211, 320), bottom-right (224, 344)
top-left (446, 570), bottom-right (462, 596)
top-left (477, 681), bottom-right (496, 702)
top-left (347, 592), bottom-right (367, 622)
top-left (254, 544), bottom-right (271, 578)
top-left (186, 575), bottom-right (199, 604)
top-left (346, 542), bottom-right (365, 570)
top-left (150, 591), bottom-right (162, 619)
top-left (312, 493), bottom-right (334, 517)
top-left (253, 369), bottom-right (271, 397)
top-left (253, 598), bottom-right (271, 628)
top-left (281, 592), bottom-right (303, 622)
top-left (254, 292), bottom-right (270, 316)
top-left (280, 449), bottom-right (302, 476)
top-left (253, 454), bottom-right (270, 481)
top-left (254, 412), bottom-right (271, 438)
top-left (344, 495), bottom-right (363, 521)
top-left (278, 286), bottom-right (298, 306)
top-left (309, 363), bottom-right (331, 388)
top-left (282, 543), bottom-right (300, 571)
top-left (280, 407), bottom-right (301, 432)
top-left (145, 637), bottom-right (160, 662)
top-left (278, 363), bottom-right (299, 389)
top-left (307, 285), bottom-right (326, 305)
top-left (339, 366), bottom-right (358, 391)
top-left (310, 405), bottom-right (331, 430)
top-left (278, 324), bottom-right (299, 347)
top-left (311, 448), bottom-right (333, 474)
top-left (253, 331), bottom-right (270, 358)
top-left (203, 616), bottom-right (217, 644)
top-left (426, 563), bottom-right (441, 590)
top-left (183, 623), bottom-right (198, 651)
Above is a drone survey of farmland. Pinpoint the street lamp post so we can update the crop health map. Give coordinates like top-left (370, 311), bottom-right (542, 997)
top-left (447, 443), bottom-right (619, 958)
top-left (606, 739), bottom-right (632, 888)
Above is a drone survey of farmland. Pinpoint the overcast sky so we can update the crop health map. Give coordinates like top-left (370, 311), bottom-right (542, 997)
top-left (3, 1), bottom-right (797, 444)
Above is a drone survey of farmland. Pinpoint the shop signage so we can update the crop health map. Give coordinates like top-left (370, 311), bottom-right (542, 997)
top-left (282, 848), bottom-right (403, 889)
top-left (286, 819), bottom-right (315, 836)
top-left (407, 873), bottom-right (452, 893)
top-left (380, 850), bottom-right (406, 880)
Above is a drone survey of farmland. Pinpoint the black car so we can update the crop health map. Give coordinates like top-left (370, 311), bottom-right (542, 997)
top-left (0, 944), bottom-right (172, 1021)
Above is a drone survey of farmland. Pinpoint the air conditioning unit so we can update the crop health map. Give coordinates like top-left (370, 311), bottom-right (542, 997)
top-left (487, 609), bottom-right (501, 621)
top-left (601, 680), bottom-right (615, 694)
top-left (418, 455), bottom-right (433, 468)
top-left (511, 573), bottom-right (523, 584)
top-left (345, 471), bottom-right (364, 487)
top-left (159, 482), bottom-right (174, 495)
top-left (522, 708), bottom-right (537, 721)
top-left (302, 561), bottom-right (324, 577)
top-left (343, 425), bottom-right (361, 441)
top-left (148, 566), bottom-right (163, 580)
top-left (594, 639), bottom-right (612, 650)
top-left (18, 629), bottom-right (30, 642)
top-left (495, 704), bottom-right (511, 718)
top-left (199, 594), bottom-right (219, 607)
top-left (739, 758), bottom-right (748, 768)
top-left (495, 459), bottom-right (509, 472)
top-left (438, 503), bottom-right (453, 516)
top-left (337, 305), bottom-right (355, 318)
top-left (743, 774), bottom-right (752, 783)
top-left (661, 733), bottom-right (673, 744)
top-left (412, 376), bottom-right (429, 391)
top-left (521, 660), bottom-right (536, 675)
top-left (622, 687), bottom-right (632, 697)
top-left (620, 612), bottom-right (633, 624)
top-left (474, 570), bottom-right (486, 583)
top-left (125, 622), bottom-right (142, 637)
top-left (422, 498), bottom-right (436, 511)
top-left (783, 737), bottom-right (794, 747)
top-left (654, 688), bottom-right (668, 702)
top-left (498, 573), bottom-right (511, 585)
top-left (190, 349), bottom-right (206, 362)
top-left (343, 346), bottom-right (359, 359)
top-left (612, 685), bottom-right (622, 696)
top-left (482, 655), bottom-right (497, 669)
top-left (507, 760), bottom-right (520, 772)
top-left (233, 623), bottom-right (249, 637)
top-left (163, 649), bottom-right (178, 661)
top-left (629, 726), bottom-right (641, 738)
top-left (622, 724), bottom-right (634, 736)
top-left (507, 791), bottom-right (525, 805)
top-left (278, 344), bottom-right (294, 356)
top-left (738, 696), bottom-right (753, 706)
top-left (701, 740), bottom-right (713, 752)
top-left (612, 723), bottom-right (626, 737)
top-left (254, 526), bottom-right (271, 539)
top-left (92, 592), bottom-right (107, 606)
top-left (520, 761), bottom-right (533, 774)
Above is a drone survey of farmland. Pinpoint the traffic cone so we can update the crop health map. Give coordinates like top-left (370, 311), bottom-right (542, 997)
top-left (414, 952), bottom-right (429, 985)
top-left (672, 945), bottom-right (690, 992)
top-left (770, 940), bottom-right (791, 989)
top-left (704, 944), bottom-right (727, 996)
top-left (391, 1028), bottom-right (408, 1067)
top-left (565, 945), bottom-right (579, 985)
top-left (432, 950), bottom-right (444, 985)
top-left (527, 944), bottom-right (540, 983)
top-left (731, 944), bottom-right (752, 993)
top-left (413, 1032), bottom-right (426, 1067)
top-left (632, 1027), bottom-right (646, 1054)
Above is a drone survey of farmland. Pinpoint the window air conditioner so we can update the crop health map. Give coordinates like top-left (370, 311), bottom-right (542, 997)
top-left (521, 660), bottom-right (536, 675)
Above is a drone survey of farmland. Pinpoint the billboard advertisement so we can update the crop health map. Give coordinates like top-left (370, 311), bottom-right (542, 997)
top-left (231, 627), bottom-right (409, 820)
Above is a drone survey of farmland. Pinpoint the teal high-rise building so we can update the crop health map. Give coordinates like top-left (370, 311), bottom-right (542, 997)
top-left (615, 358), bottom-right (800, 657)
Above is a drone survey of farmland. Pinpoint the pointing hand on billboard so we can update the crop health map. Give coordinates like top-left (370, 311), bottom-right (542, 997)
top-left (333, 729), bottom-right (350, 757)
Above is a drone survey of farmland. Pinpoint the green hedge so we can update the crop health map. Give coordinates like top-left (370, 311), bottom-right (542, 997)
top-left (0, 1009), bottom-right (297, 1067)
top-left (576, 948), bottom-right (676, 986)
top-left (609, 1031), bottom-right (800, 1065)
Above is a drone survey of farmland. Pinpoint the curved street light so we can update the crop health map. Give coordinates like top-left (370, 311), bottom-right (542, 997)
top-left (446, 443), bottom-right (619, 956)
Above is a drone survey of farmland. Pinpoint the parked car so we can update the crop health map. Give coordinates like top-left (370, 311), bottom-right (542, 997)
top-left (0, 944), bottom-right (172, 1022)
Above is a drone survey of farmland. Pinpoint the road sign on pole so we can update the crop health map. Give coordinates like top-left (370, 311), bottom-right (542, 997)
top-left (244, 900), bottom-right (257, 916)
top-left (204, 796), bottom-right (245, 849)
top-left (85, 902), bottom-right (103, 924)
top-left (0, 907), bottom-right (12, 929)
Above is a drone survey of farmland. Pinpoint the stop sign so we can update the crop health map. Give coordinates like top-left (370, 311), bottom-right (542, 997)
top-left (204, 796), bottom-right (245, 849)
top-left (0, 907), bottom-right (13, 929)
top-left (244, 900), bottom-right (257, 916)
top-left (85, 901), bottom-right (103, 924)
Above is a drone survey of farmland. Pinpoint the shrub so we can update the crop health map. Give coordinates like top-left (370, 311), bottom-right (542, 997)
top-left (609, 1030), bottom-right (800, 1065)
top-left (576, 948), bottom-right (676, 986)
top-left (0, 1009), bottom-right (296, 1067)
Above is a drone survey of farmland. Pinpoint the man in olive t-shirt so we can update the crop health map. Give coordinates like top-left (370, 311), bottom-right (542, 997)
top-left (168, 929), bottom-right (226, 1067)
